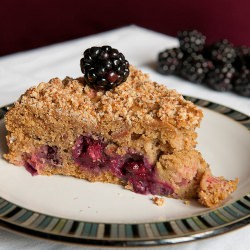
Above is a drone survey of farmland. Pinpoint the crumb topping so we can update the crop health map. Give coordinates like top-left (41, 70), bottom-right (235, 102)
top-left (16, 66), bottom-right (202, 130)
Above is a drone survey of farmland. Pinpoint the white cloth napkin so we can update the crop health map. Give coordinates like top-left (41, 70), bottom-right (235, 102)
top-left (0, 25), bottom-right (249, 250)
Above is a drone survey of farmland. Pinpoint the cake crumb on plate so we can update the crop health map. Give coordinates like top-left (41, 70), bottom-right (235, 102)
top-left (183, 200), bottom-right (190, 205)
top-left (152, 197), bottom-right (165, 206)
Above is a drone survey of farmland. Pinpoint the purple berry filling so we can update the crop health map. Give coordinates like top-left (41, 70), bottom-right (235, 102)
top-left (72, 136), bottom-right (108, 173)
top-left (37, 146), bottom-right (59, 166)
top-left (24, 145), bottom-right (60, 175)
top-left (72, 135), bottom-right (173, 196)
top-left (24, 160), bottom-right (38, 176)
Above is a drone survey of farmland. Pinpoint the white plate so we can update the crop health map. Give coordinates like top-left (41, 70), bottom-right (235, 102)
top-left (0, 97), bottom-right (249, 246)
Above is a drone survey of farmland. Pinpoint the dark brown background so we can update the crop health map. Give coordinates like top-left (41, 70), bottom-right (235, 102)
top-left (1, 0), bottom-right (250, 56)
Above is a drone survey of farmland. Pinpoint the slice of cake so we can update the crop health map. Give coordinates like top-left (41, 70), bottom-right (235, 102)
top-left (4, 46), bottom-right (238, 207)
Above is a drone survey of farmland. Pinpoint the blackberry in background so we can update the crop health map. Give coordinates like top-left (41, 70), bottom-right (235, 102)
top-left (181, 54), bottom-right (214, 83)
top-left (204, 39), bottom-right (236, 64)
top-left (178, 30), bottom-right (206, 54)
top-left (204, 63), bottom-right (235, 92)
top-left (156, 29), bottom-right (250, 97)
top-left (233, 46), bottom-right (250, 71)
top-left (233, 68), bottom-right (250, 97)
top-left (80, 46), bottom-right (129, 91)
top-left (157, 48), bottom-right (184, 75)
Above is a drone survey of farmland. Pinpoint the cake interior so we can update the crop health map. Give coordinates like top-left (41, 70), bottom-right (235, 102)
top-left (23, 134), bottom-right (174, 196)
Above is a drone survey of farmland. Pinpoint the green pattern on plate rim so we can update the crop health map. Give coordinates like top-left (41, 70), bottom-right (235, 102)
top-left (0, 97), bottom-right (249, 246)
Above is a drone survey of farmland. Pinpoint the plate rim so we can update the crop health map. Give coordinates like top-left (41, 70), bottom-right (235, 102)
top-left (0, 96), bottom-right (250, 247)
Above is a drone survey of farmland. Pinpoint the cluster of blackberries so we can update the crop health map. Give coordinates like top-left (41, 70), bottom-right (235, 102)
top-left (157, 30), bottom-right (250, 97)
top-left (80, 46), bottom-right (129, 91)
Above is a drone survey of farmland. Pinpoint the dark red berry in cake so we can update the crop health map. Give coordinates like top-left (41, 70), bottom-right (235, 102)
top-left (233, 68), bottom-right (250, 97)
top-left (178, 30), bottom-right (206, 54)
top-left (24, 160), bottom-right (38, 176)
top-left (204, 63), bottom-right (235, 92)
top-left (80, 46), bottom-right (129, 91)
top-left (46, 146), bottom-right (59, 165)
top-left (157, 48), bottom-right (184, 75)
top-left (124, 160), bottom-right (150, 178)
top-left (181, 54), bottom-right (214, 83)
top-left (203, 40), bottom-right (236, 64)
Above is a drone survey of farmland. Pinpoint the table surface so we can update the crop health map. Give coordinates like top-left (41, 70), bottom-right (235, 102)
top-left (0, 25), bottom-right (249, 250)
